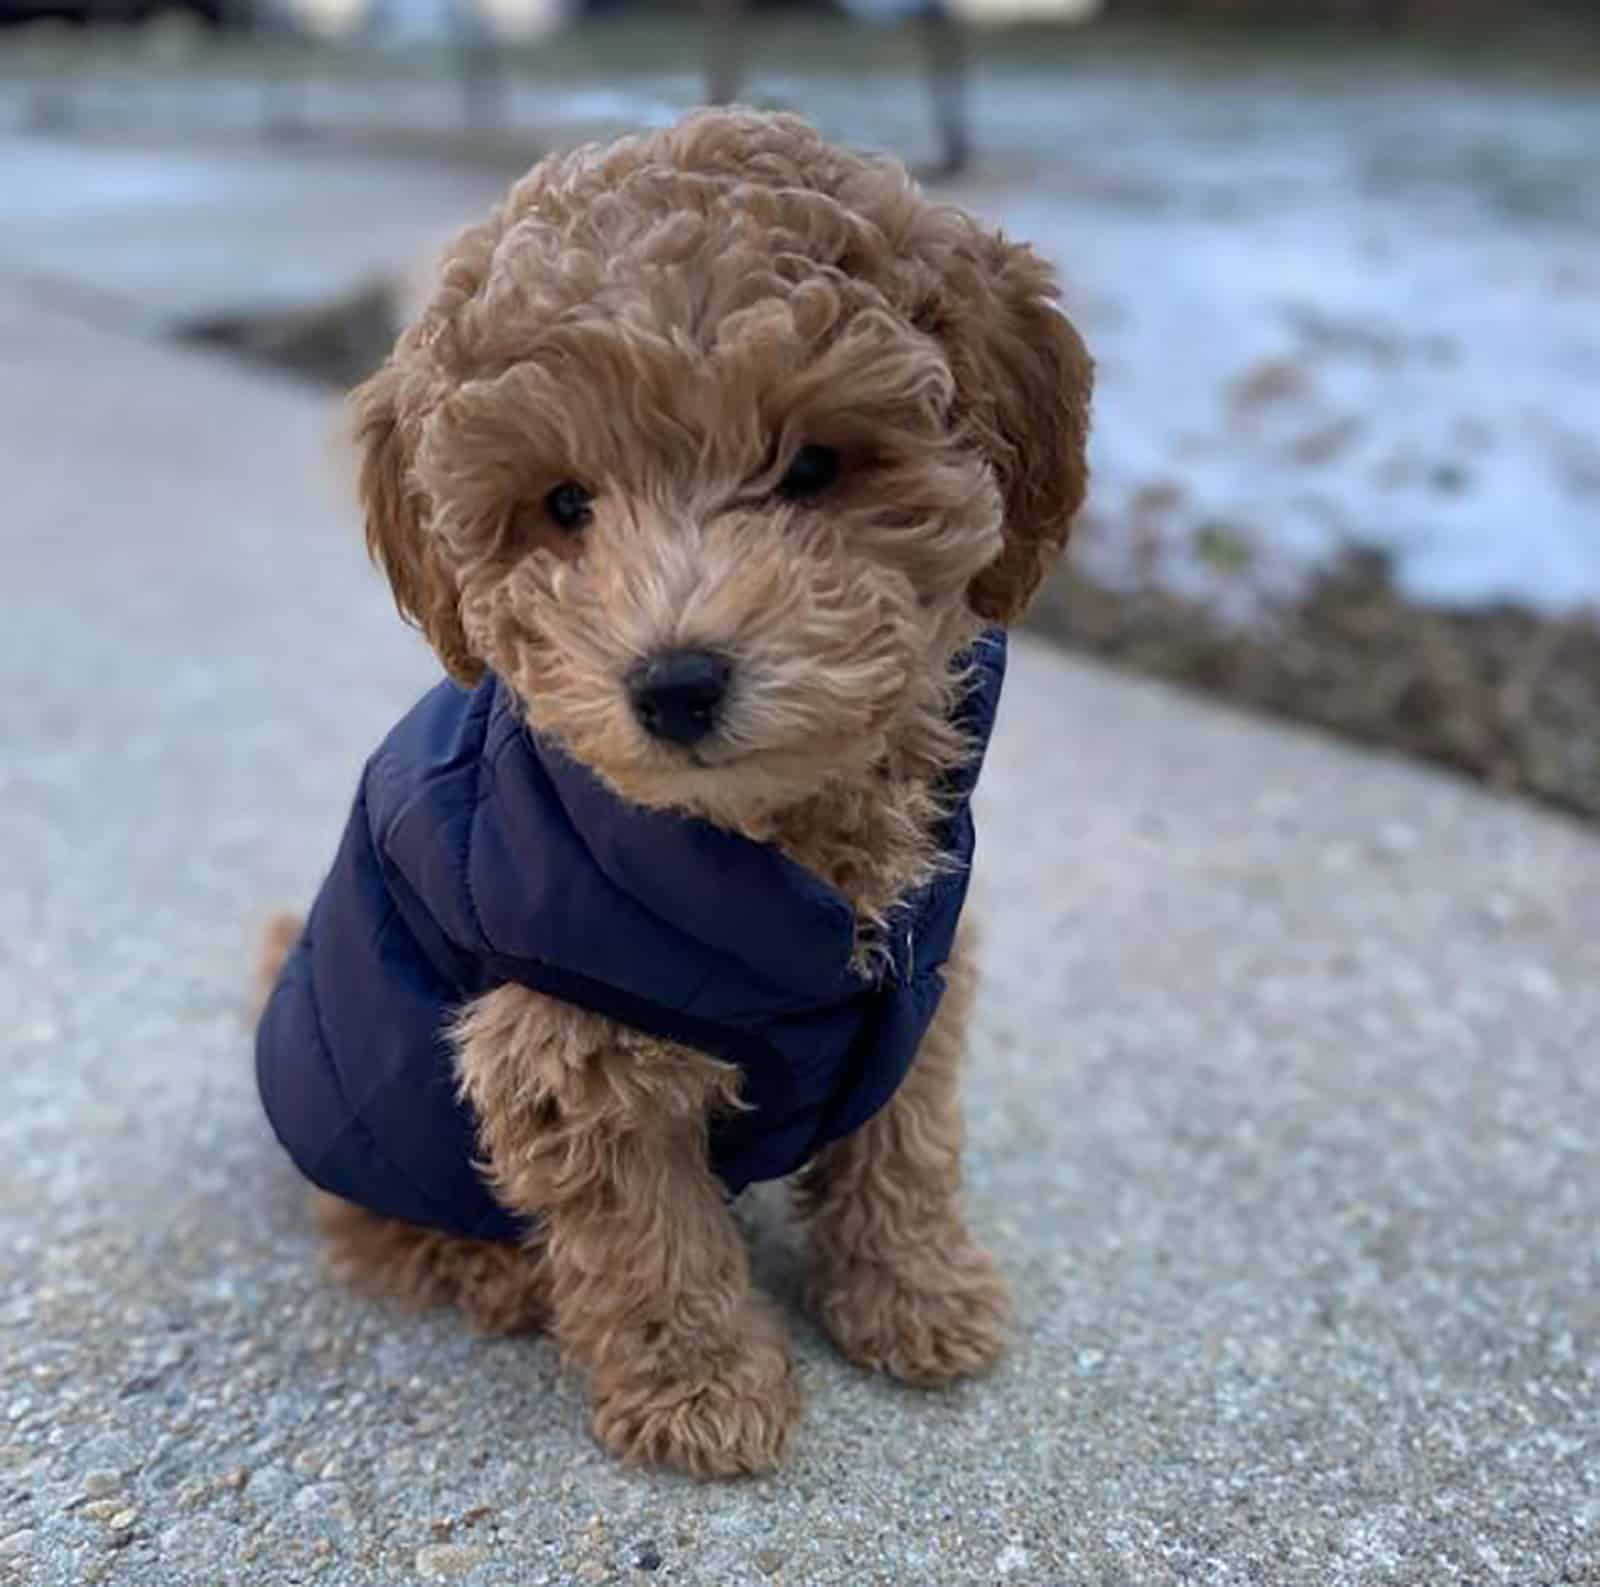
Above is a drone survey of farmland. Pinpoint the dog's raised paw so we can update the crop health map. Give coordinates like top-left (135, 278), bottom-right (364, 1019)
top-left (813, 1240), bottom-right (1013, 1387)
top-left (591, 1333), bottom-right (801, 1479)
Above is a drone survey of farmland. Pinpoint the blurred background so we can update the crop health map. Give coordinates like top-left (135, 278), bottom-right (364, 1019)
top-left (4, 0), bottom-right (1597, 824)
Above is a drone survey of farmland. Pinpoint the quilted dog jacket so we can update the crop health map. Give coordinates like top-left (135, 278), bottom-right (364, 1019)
top-left (255, 633), bottom-right (1007, 1242)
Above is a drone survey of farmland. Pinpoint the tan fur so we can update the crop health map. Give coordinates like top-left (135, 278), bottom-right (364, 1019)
top-left (264, 109), bottom-right (1090, 1478)
top-left (795, 919), bottom-right (1012, 1384)
top-left (250, 910), bottom-right (304, 1022)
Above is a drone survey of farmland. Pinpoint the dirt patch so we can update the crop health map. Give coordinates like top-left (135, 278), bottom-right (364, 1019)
top-left (178, 281), bottom-right (400, 390)
top-left (1032, 549), bottom-right (1600, 825)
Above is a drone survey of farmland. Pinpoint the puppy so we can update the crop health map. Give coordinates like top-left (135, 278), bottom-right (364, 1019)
top-left (254, 108), bottom-right (1091, 1478)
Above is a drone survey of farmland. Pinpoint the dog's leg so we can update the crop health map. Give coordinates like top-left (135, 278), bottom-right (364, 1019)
top-left (250, 910), bottom-right (303, 1020)
top-left (252, 914), bottom-right (551, 1335)
top-left (795, 919), bottom-right (1012, 1384)
top-left (455, 984), bottom-right (800, 1478)
top-left (310, 1190), bottom-right (550, 1336)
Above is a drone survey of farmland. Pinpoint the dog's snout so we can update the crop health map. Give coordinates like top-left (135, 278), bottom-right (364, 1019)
top-left (629, 650), bottom-right (731, 747)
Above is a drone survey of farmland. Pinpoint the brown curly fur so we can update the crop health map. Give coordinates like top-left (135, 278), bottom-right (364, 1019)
top-left (261, 108), bottom-right (1091, 1478)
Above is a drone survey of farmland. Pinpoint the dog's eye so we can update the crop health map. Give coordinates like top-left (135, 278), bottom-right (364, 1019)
top-left (544, 481), bottom-right (593, 532)
top-left (775, 445), bottom-right (841, 503)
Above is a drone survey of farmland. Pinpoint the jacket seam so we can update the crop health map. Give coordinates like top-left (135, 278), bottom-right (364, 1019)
top-left (459, 733), bottom-right (492, 953)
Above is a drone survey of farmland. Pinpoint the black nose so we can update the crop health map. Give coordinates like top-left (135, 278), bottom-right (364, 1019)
top-left (629, 650), bottom-right (731, 747)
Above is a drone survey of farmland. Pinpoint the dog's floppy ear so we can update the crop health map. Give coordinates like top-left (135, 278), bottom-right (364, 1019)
top-left (351, 362), bottom-right (483, 687)
top-left (932, 231), bottom-right (1093, 625)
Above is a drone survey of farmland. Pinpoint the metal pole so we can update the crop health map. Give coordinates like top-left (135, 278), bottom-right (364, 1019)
top-left (917, 0), bottom-right (970, 178)
top-left (703, 0), bottom-right (745, 106)
top-left (452, 0), bottom-right (507, 128)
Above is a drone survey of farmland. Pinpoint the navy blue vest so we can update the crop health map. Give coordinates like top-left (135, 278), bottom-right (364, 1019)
top-left (255, 633), bottom-right (1006, 1243)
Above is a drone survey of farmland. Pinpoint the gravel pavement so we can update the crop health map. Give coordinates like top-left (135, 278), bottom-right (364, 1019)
top-left (3, 265), bottom-right (1599, 1585)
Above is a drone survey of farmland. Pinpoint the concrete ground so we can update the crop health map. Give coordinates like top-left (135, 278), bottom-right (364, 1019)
top-left (3, 135), bottom-right (1600, 1587)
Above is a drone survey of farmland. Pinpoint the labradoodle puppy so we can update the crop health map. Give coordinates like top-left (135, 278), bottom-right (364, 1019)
top-left (254, 108), bottom-right (1091, 1478)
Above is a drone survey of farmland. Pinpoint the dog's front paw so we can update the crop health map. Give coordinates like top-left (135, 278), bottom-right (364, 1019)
top-left (590, 1321), bottom-right (801, 1478)
top-left (813, 1239), bottom-right (1012, 1387)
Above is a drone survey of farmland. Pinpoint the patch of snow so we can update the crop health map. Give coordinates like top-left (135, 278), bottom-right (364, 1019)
top-left (810, 66), bottom-right (1600, 619)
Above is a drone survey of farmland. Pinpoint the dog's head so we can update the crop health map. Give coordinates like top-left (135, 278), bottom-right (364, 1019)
top-left (354, 110), bottom-right (1091, 825)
